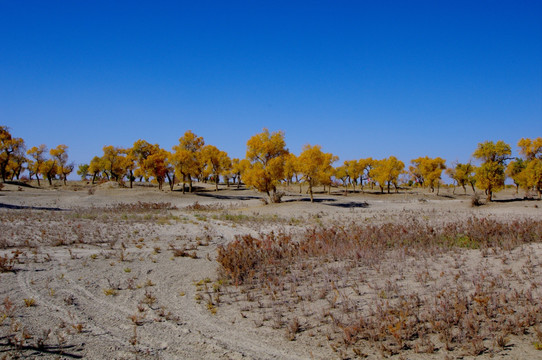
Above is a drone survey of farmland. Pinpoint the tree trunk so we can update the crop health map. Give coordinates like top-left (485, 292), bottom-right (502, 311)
top-left (215, 176), bottom-right (219, 191)
top-left (189, 177), bottom-right (193, 193)
top-left (129, 170), bottom-right (133, 189)
top-left (0, 161), bottom-right (7, 182)
top-left (166, 172), bottom-right (175, 191)
top-left (309, 179), bottom-right (314, 203)
top-left (36, 174), bottom-right (41, 187)
top-left (387, 182), bottom-right (391, 194)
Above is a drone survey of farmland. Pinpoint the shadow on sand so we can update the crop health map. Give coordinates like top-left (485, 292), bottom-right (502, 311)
top-left (3, 181), bottom-right (37, 189)
top-left (491, 197), bottom-right (541, 203)
top-left (283, 197), bottom-right (369, 208)
top-left (283, 197), bottom-right (337, 203)
top-left (324, 201), bottom-right (369, 208)
top-left (0, 203), bottom-right (66, 211)
top-left (194, 192), bottom-right (262, 201)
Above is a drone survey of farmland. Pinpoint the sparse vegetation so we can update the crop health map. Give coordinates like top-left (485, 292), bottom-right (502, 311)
top-left (214, 217), bottom-right (542, 355)
top-left (1, 173), bottom-right (541, 358)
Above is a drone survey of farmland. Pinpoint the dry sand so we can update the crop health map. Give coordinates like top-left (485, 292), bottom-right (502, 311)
top-left (0, 181), bottom-right (541, 359)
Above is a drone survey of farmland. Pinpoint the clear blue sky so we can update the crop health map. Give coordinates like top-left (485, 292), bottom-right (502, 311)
top-left (1, 1), bottom-right (541, 172)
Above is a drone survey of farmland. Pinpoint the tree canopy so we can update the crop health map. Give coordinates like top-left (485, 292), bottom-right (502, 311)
top-left (3, 124), bottom-right (540, 202)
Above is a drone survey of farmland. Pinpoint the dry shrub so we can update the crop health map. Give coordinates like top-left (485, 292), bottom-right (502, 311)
top-left (0, 251), bottom-right (22, 272)
top-left (0, 254), bottom-right (16, 272)
top-left (215, 217), bottom-right (542, 354)
top-left (217, 218), bottom-right (542, 285)
top-left (104, 201), bottom-right (177, 212)
top-left (471, 193), bottom-right (482, 207)
top-left (186, 201), bottom-right (225, 211)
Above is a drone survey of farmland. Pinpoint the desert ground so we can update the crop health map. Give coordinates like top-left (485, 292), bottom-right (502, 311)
top-left (0, 181), bottom-right (541, 359)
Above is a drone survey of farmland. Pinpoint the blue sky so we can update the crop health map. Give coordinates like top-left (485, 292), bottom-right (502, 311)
top-left (1, 1), bottom-right (541, 172)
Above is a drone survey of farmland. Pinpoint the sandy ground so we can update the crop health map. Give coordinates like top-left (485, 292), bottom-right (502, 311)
top-left (0, 181), bottom-right (541, 359)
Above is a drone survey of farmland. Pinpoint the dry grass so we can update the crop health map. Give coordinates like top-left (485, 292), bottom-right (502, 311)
top-left (0, 202), bottom-right (180, 249)
top-left (1, 186), bottom-right (540, 358)
top-left (215, 216), bottom-right (542, 356)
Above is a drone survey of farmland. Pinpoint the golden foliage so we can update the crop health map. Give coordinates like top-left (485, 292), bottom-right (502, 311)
top-left (473, 141), bottom-right (511, 201)
top-left (243, 129), bottom-right (289, 202)
top-left (298, 144), bottom-right (337, 202)
top-left (370, 156), bottom-right (405, 194)
top-left (409, 156), bottom-right (446, 192)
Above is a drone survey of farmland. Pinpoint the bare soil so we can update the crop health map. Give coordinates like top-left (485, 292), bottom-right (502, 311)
top-left (0, 181), bottom-right (541, 359)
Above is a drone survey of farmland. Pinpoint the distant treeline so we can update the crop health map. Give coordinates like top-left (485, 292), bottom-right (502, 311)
top-left (1, 126), bottom-right (540, 202)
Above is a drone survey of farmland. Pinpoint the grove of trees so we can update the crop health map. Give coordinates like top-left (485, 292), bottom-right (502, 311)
top-left (1, 126), bottom-right (74, 185)
top-left (1, 125), bottom-right (541, 202)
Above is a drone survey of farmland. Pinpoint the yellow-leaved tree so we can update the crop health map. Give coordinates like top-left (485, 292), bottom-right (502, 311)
top-left (143, 147), bottom-right (172, 190)
top-left (358, 158), bottom-right (374, 193)
top-left (0, 126), bottom-right (25, 182)
top-left (515, 137), bottom-right (542, 198)
top-left (298, 144), bottom-right (337, 202)
top-left (131, 139), bottom-right (159, 183)
top-left (101, 146), bottom-right (129, 183)
top-left (283, 153), bottom-right (300, 192)
top-left (344, 160), bottom-right (362, 192)
top-left (42, 159), bottom-right (58, 186)
top-left (409, 156), bottom-right (446, 193)
top-left (88, 156), bottom-right (104, 184)
top-left (505, 158), bottom-right (527, 194)
top-left (6, 145), bottom-right (26, 181)
top-left (50, 144), bottom-right (72, 185)
top-left (334, 165), bottom-right (350, 195)
top-left (201, 144), bottom-right (231, 191)
top-left (473, 140), bottom-right (511, 201)
top-left (229, 158), bottom-right (250, 189)
top-left (243, 129), bottom-right (289, 203)
top-left (370, 156), bottom-right (405, 193)
top-left (172, 131), bottom-right (204, 193)
top-left (27, 144), bottom-right (48, 186)
top-left (446, 162), bottom-right (476, 194)
top-left (518, 137), bottom-right (542, 161)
